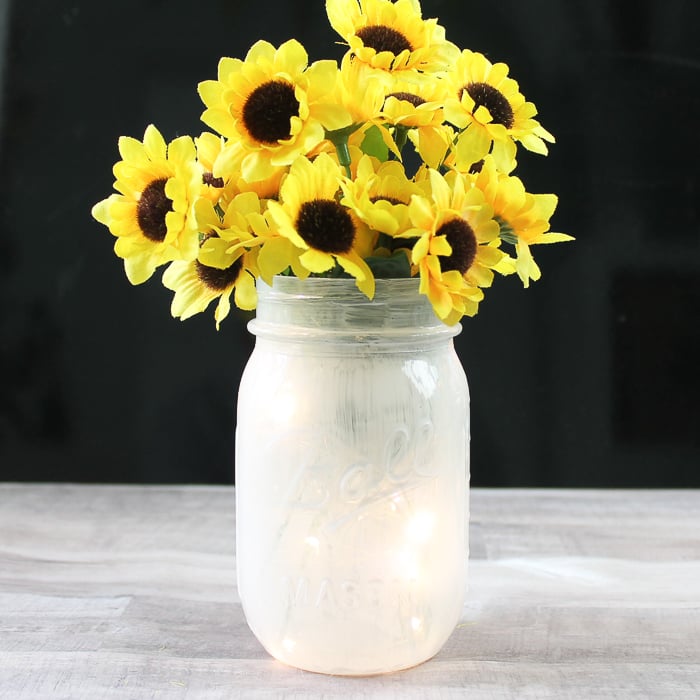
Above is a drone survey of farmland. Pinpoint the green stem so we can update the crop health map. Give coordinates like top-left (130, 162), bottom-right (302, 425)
top-left (336, 139), bottom-right (352, 178)
top-left (325, 124), bottom-right (359, 179)
top-left (393, 125), bottom-right (409, 157)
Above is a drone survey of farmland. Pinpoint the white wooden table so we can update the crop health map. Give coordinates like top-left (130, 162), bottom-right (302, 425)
top-left (0, 485), bottom-right (698, 698)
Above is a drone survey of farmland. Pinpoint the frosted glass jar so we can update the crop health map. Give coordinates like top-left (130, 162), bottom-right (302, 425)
top-left (235, 276), bottom-right (470, 675)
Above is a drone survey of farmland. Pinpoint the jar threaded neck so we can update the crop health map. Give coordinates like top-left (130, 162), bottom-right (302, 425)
top-left (249, 277), bottom-right (461, 346)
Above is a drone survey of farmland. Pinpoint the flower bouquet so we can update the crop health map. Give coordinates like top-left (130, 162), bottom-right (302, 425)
top-left (92, 0), bottom-right (572, 329)
top-left (92, 0), bottom-right (574, 675)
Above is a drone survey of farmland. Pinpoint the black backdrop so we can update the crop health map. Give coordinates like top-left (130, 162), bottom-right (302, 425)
top-left (1, 0), bottom-right (698, 486)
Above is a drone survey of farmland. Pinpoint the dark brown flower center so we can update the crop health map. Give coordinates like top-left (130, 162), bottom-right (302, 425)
top-left (137, 178), bottom-right (172, 242)
top-left (437, 218), bottom-right (477, 274)
top-left (356, 25), bottom-right (412, 55)
top-left (242, 80), bottom-right (300, 144)
top-left (369, 195), bottom-right (407, 206)
top-left (195, 256), bottom-right (244, 291)
top-left (296, 199), bottom-right (355, 254)
top-left (387, 91), bottom-right (426, 108)
top-left (203, 172), bottom-right (224, 188)
top-left (463, 82), bottom-right (514, 129)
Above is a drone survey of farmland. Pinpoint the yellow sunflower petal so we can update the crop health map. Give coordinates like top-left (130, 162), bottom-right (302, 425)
top-left (429, 235), bottom-right (452, 257)
top-left (142, 125), bottom-right (167, 161)
top-left (91, 195), bottom-right (119, 225)
top-left (300, 248), bottom-right (335, 273)
top-left (167, 135), bottom-right (197, 165)
top-left (408, 195), bottom-right (437, 232)
top-left (276, 39), bottom-right (308, 75)
top-left (214, 291), bottom-right (233, 329)
top-left (515, 241), bottom-right (541, 287)
top-left (117, 136), bottom-right (149, 165)
top-left (530, 231), bottom-right (575, 244)
top-left (337, 251), bottom-right (375, 299)
top-left (454, 126), bottom-right (491, 170)
top-left (466, 262), bottom-right (495, 288)
top-left (256, 238), bottom-right (300, 283)
top-left (233, 273), bottom-right (258, 311)
top-left (123, 252), bottom-right (157, 285)
top-left (411, 233), bottom-right (430, 263)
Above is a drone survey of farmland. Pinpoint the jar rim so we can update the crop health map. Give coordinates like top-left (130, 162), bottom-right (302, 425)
top-left (249, 276), bottom-right (461, 346)
top-left (261, 275), bottom-right (421, 300)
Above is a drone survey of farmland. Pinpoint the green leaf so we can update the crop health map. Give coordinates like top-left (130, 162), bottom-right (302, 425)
top-left (360, 125), bottom-right (389, 162)
top-left (365, 251), bottom-right (412, 278)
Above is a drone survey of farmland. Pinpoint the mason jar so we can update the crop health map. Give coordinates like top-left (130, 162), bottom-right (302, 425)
top-left (235, 276), bottom-right (470, 675)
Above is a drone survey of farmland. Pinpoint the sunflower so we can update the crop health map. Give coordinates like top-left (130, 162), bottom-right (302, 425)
top-left (326, 0), bottom-right (458, 81)
top-left (195, 131), bottom-right (227, 202)
top-left (219, 190), bottom-right (310, 286)
top-left (444, 50), bottom-right (555, 173)
top-left (334, 54), bottom-right (387, 126)
top-left (161, 244), bottom-right (259, 329)
top-left (91, 124), bottom-right (201, 285)
top-left (266, 153), bottom-right (375, 298)
top-left (197, 189), bottom-right (308, 287)
top-left (322, 55), bottom-right (398, 163)
top-left (400, 168), bottom-right (514, 322)
top-left (162, 196), bottom-right (261, 328)
top-left (340, 154), bottom-right (420, 237)
top-left (198, 39), bottom-right (351, 183)
top-left (471, 156), bottom-right (573, 287)
top-left (204, 137), bottom-right (288, 207)
top-left (380, 77), bottom-right (453, 168)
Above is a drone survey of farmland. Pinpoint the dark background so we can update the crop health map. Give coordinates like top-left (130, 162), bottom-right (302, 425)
top-left (1, 0), bottom-right (698, 487)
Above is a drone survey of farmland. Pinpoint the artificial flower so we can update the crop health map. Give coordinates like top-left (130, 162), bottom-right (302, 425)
top-left (471, 156), bottom-right (574, 286)
top-left (203, 190), bottom-right (308, 286)
top-left (444, 49), bottom-right (554, 173)
top-left (326, 0), bottom-right (458, 81)
top-left (162, 242), bottom-right (258, 330)
top-left (91, 124), bottom-right (200, 284)
top-left (206, 138), bottom-right (288, 205)
top-left (162, 194), bottom-right (264, 328)
top-left (401, 168), bottom-right (513, 321)
top-left (381, 78), bottom-right (452, 168)
top-left (340, 154), bottom-right (420, 237)
top-left (333, 55), bottom-right (387, 127)
top-left (322, 55), bottom-right (398, 165)
top-left (195, 131), bottom-right (227, 202)
top-left (266, 153), bottom-right (375, 298)
top-left (198, 39), bottom-right (351, 182)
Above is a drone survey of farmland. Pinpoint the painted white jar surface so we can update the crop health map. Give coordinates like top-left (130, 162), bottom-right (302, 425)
top-left (236, 276), bottom-right (470, 675)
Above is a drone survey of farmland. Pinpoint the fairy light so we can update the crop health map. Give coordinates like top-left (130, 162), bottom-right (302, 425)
top-left (304, 535), bottom-right (320, 551)
top-left (273, 390), bottom-right (297, 425)
top-left (406, 511), bottom-right (435, 543)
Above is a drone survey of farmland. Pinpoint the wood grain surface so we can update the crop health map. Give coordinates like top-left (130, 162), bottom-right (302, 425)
top-left (0, 485), bottom-right (698, 698)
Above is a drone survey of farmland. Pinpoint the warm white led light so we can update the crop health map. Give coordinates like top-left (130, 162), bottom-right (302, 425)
top-left (304, 535), bottom-right (320, 551)
top-left (273, 390), bottom-right (297, 425)
top-left (406, 511), bottom-right (435, 543)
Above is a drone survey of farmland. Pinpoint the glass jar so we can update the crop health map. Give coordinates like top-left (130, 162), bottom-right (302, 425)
top-left (235, 276), bottom-right (470, 675)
